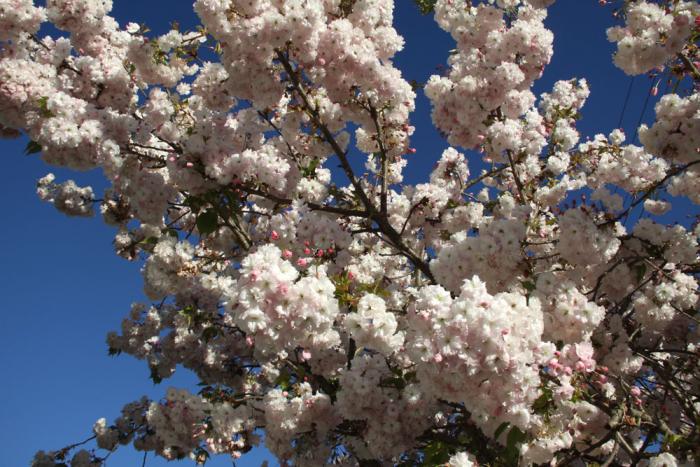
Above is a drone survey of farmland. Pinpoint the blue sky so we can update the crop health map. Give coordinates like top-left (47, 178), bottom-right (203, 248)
top-left (0, 1), bottom-right (670, 466)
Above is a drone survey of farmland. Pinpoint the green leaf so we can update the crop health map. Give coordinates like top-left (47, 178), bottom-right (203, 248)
top-left (140, 236), bottom-right (159, 245)
top-left (413, 0), bottom-right (437, 15)
top-left (494, 421), bottom-right (510, 440)
top-left (521, 281), bottom-right (536, 293)
top-left (196, 209), bottom-right (218, 235)
top-left (179, 305), bottom-right (197, 328)
top-left (24, 140), bottom-right (42, 155)
top-left (301, 158), bottom-right (320, 178)
top-left (423, 441), bottom-right (450, 466)
top-left (380, 376), bottom-right (406, 390)
top-left (37, 96), bottom-right (54, 118)
top-left (503, 426), bottom-right (527, 464)
top-left (532, 386), bottom-right (555, 421)
top-left (275, 371), bottom-right (291, 391)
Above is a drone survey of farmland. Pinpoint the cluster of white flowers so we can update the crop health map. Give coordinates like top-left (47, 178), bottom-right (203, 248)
top-left (594, 315), bottom-right (644, 376)
top-left (406, 278), bottom-right (552, 433)
top-left (335, 354), bottom-right (435, 459)
top-left (648, 452), bottom-right (681, 467)
top-left (6, 0), bottom-right (699, 464)
top-left (632, 270), bottom-right (698, 336)
top-left (640, 93), bottom-right (700, 166)
top-left (557, 208), bottom-right (622, 267)
top-left (36, 173), bottom-right (94, 217)
top-left (539, 78), bottom-right (590, 159)
top-left (447, 451), bottom-right (477, 467)
top-left (521, 400), bottom-right (610, 464)
top-left (584, 140), bottom-right (669, 195)
top-left (47, 0), bottom-right (113, 30)
top-left (534, 272), bottom-right (605, 344)
top-left (607, 1), bottom-right (698, 75)
top-left (146, 389), bottom-right (209, 459)
top-left (0, 0), bottom-right (45, 40)
top-left (145, 388), bottom-right (254, 460)
top-left (429, 147), bottom-right (470, 197)
top-left (345, 293), bottom-right (404, 355)
top-left (431, 216), bottom-right (527, 292)
top-left (633, 218), bottom-right (699, 265)
top-left (194, 0), bottom-right (415, 158)
top-left (262, 383), bottom-right (339, 464)
top-left (225, 244), bottom-right (341, 361)
top-left (426, 0), bottom-right (553, 154)
top-left (344, 233), bottom-right (409, 286)
top-left (638, 93), bottom-right (700, 203)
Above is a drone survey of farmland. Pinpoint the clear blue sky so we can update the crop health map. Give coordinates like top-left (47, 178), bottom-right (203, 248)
top-left (0, 1), bottom-right (668, 466)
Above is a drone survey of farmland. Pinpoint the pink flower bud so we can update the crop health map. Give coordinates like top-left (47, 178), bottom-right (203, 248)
top-left (282, 249), bottom-right (293, 259)
top-left (270, 230), bottom-right (279, 240)
top-left (297, 258), bottom-right (307, 267)
top-left (630, 386), bottom-right (641, 397)
top-left (317, 57), bottom-right (326, 66)
top-left (304, 247), bottom-right (311, 255)
top-left (316, 249), bottom-right (324, 257)
top-left (434, 353), bottom-right (443, 363)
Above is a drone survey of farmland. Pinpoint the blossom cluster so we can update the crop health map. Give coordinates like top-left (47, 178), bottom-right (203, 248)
top-left (3, 0), bottom-right (698, 465)
top-left (607, 1), bottom-right (699, 76)
top-left (36, 173), bottom-right (94, 217)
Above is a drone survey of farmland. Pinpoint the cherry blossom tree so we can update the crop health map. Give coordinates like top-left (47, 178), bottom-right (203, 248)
top-left (1, 0), bottom-right (698, 465)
